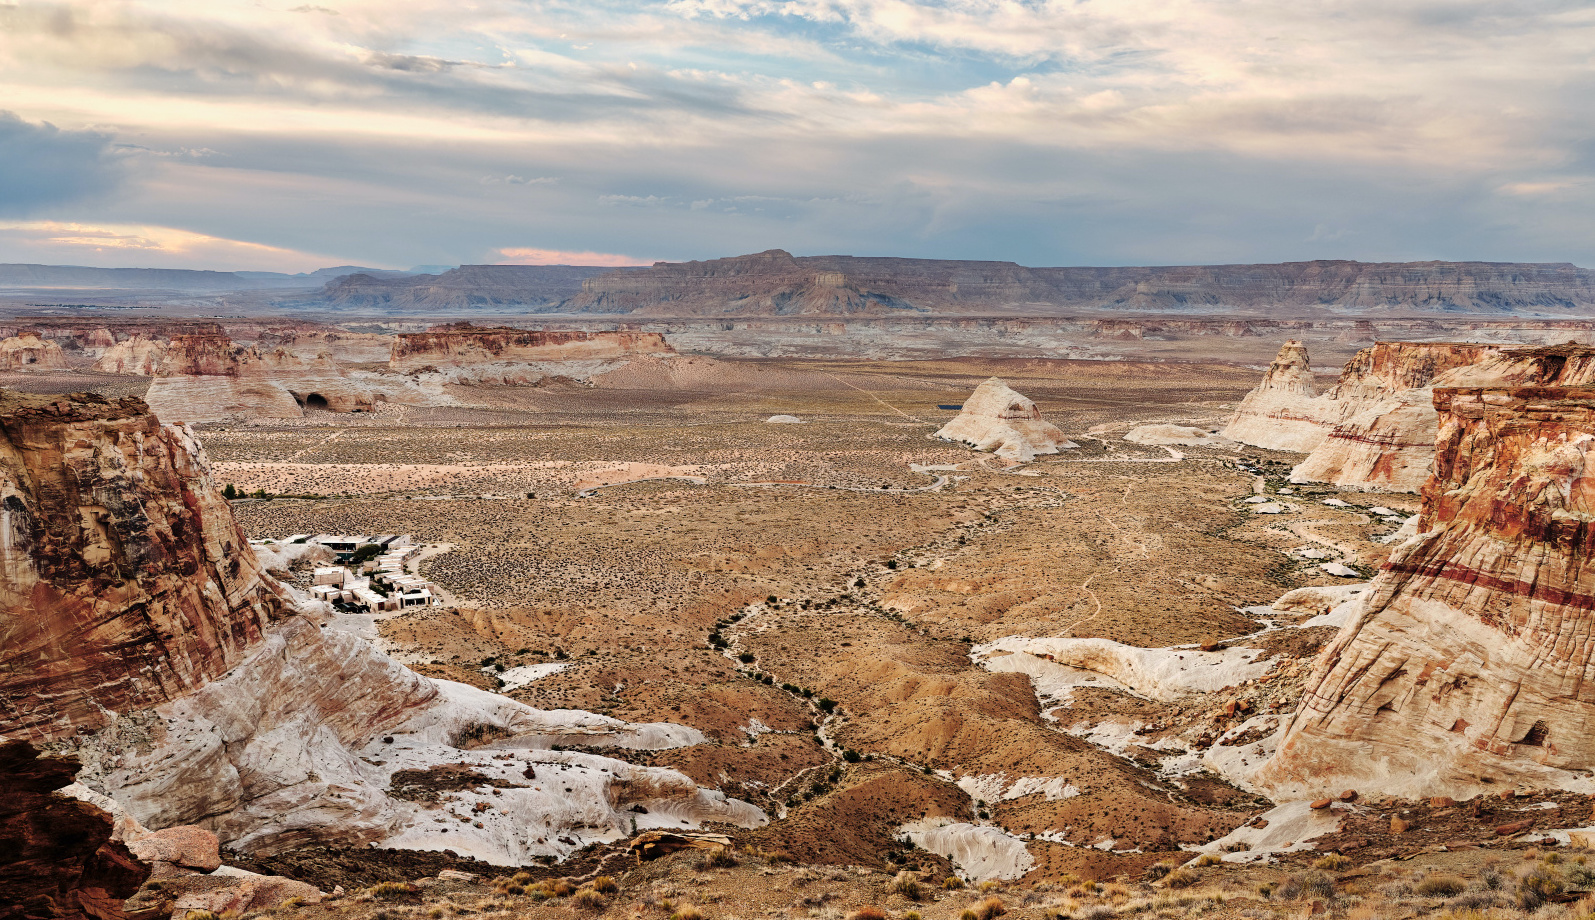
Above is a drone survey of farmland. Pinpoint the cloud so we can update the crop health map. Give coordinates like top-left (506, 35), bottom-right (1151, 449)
top-left (0, 111), bottom-right (123, 217)
top-left (0, 219), bottom-right (347, 271)
top-left (495, 247), bottom-right (650, 266)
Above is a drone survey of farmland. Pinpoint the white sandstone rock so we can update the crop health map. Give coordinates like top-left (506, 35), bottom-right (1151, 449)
top-left (1123, 425), bottom-right (1235, 448)
top-left (934, 378), bottom-right (1076, 462)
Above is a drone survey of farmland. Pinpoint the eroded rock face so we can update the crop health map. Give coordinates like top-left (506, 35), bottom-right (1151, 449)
top-left (1225, 341), bottom-right (1595, 492)
top-left (1220, 341), bottom-right (1324, 451)
top-left (935, 377), bottom-right (1076, 461)
top-left (0, 334), bottom-right (69, 371)
top-left (388, 323), bottom-right (674, 372)
top-left (0, 392), bottom-right (287, 740)
top-left (0, 737), bottom-right (149, 920)
top-left (1259, 386), bottom-right (1595, 799)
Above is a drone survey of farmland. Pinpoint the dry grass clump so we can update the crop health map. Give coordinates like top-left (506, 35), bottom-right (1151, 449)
top-left (591, 876), bottom-right (620, 894)
top-left (1143, 864), bottom-right (1173, 882)
top-left (1415, 875), bottom-right (1468, 898)
top-left (1193, 854), bottom-right (1222, 868)
top-left (1517, 863), bottom-right (1565, 910)
top-left (892, 871), bottom-right (923, 901)
top-left (699, 846), bottom-right (739, 869)
top-left (184, 912), bottom-right (220, 920)
top-left (1161, 868), bottom-right (1196, 890)
top-left (1315, 853), bottom-right (1352, 871)
top-left (670, 906), bottom-right (705, 920)
top-left (944, 876), bottom-right (967, 891)
top-left (369, 882), bottom-right (421, 901)
top-left (571, 888), bottom-right (608, 912)
top-left (845, 908), bottom-right (888, 920)
top-left (960, 896), bottom-right (1007, 920)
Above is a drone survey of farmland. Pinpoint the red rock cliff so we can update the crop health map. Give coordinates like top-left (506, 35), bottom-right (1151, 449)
top-left (1260, 385), bottom-right (1595, 798)
top-left (0, 392), bottom-right (286, 741)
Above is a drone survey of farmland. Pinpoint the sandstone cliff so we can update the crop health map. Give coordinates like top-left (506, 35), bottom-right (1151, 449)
top-left (0, 334), bottom-right (69, 371)
top-left (1259, 386), bottom-right (1595, 799)
top-left (0, 737), bottom-right (149, 920)
top-left (0, 392), bottom-right (286, 740)
top-left (1220, 341), bottom-right (1324, 451)
top-left (388, 323), bottom-right (674, 373)
top-left (935, 378), bottom-right (1076, 461)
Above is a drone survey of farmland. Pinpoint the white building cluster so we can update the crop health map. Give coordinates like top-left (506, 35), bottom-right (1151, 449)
top-left (269, 533), bottom-right (443, 612)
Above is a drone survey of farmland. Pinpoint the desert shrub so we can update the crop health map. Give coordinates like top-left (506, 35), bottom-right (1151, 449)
top-left (1276, 876), bottom-right (1304, 900)
top-left (1518, 864), bottom-right (1565, 910)
top-left (512, 871), bottom-right (532, 884)
top-left (670, 907), bottom-right (705, 920)
top-left (972, 896), bottom-right (1008, 920)
top-left (892, 871), bottom-right (923, 901)
top-left (700, 845), bottom-right (738, 869)
top-left (961, 911), bottom-right (979, 920)
top-left (1143, 863), bottom-right (1173, 882)
top-left (979, 880), bottom-right (1003, 893)
top-left (1568, 862), bottom-right (1595, 889)
top-left (944, 876), bottom-right (967, 890)
top-left (1104, 884), bottom-right (1130, 902)
top-left (572, 888), bottom-right (607, 912)
top-left (1481, 869), bottom-right (1504, 892)
top-left (280, 898), bottom-right (306, 910)
top-left (370, 882), bottom-right (421, 901)
top-left (1194, 854), bottom-right (1222, 867)
top-left (845, 908), bottom-right (887, 920)
top-left (591, 876), bottom-right (620, 894)
top-left (184, 913), bottom-right (220, 920)
top-left (1443, 890), bottom-right (1505, 911)
top-left (1415, 875), bottom-right (1468, 898)
top-left (1302, 871), bottom-right (1336, 900)
top-left (1255, 883), bottom-right (1275, 900)
top-left (903, 913), bottom-right (922, 920)
top-left (1080, 906), bottom-right (1115, 920)
top-left (1162, 868), bottom-right (1196, 890)
top-left (1315, 853), bottom-right (1352, 871)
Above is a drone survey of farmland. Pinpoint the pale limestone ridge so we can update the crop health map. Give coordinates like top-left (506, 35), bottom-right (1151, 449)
top-left (1220, 340), bottom-right (1325, 451)
top-left (935, 377), bottom-right (1076, 461)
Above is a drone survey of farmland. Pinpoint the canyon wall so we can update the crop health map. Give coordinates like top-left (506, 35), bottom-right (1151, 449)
top-left (1260, 386), bottom-right (1595, 799)
top-left (0, 392), bottom-right (286, 741)
top-left (388, 323), bottom-right (674, 372)
top-left (1220, 341), bottom-right (1324, 451)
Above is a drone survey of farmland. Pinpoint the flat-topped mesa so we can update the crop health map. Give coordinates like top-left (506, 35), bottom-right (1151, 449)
top-left (1259, 385), bottom-right (1595, 799)
top-left (935, 377), bottom-right (1077, 461)
top-left (0, 333), bottom-right (69, 371)
top-left (0, 391), bottom-right (287, 741)
top-left (1220, 340), bottom-right (1323, 451)
top-left (388, 322), bottom-right (674, 372)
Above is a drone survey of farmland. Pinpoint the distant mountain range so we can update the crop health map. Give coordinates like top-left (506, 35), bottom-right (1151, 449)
top-left (0, 263), bottom-right (425, 292)
top-left (6, 252), bottom-right (1595, 315)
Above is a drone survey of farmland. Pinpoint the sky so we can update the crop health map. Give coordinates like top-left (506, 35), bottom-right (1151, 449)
top-left (1, 0), bottom-right (1593, 272)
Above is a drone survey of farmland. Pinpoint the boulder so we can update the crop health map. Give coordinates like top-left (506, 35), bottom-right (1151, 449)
top-left (934, 378), bottom-right (1076, 461)
top-left (127, 826), bottom-right (221, 872)
top-left (1122, 425), bottom-right (1234, 448)
top-left (171, 867), bottom-right (322, 914)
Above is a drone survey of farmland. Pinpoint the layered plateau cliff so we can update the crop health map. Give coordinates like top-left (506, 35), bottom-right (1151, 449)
top-left (321, 250), bottom-right (1595, 316)
top-left (1260, 385), bottom-right (1595, 799)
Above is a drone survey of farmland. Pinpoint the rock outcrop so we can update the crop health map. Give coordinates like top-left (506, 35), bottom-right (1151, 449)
top-left (0, 334), bottom-right (69, 371)
top-left (1259, 386), bottom-right (1595, 799)
top-left (321, 264), bottom-right (614, 310)
top-left (1224, 341), bottom-right (1595, 492)
top-left (388, 323), bottom-right (673, 373)
top-left (0, 737), bottom-right (149, 920)
top-left (935, 378), bottom-right (1076, 461)
top-left (1220, 341), bottom-right (1325, 451)
top-left (0, 392), bottom-right (286, 740)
